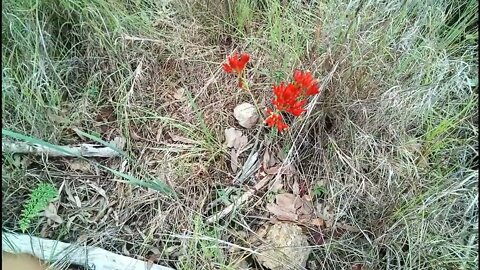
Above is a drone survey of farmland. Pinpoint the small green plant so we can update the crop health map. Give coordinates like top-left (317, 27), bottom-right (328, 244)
top-left (19, 183), bottom-right (58, 232)
top-left (312, 184), bottom-right (326, 199)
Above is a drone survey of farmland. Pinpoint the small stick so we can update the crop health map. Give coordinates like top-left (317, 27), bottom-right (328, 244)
top-left (206, 175), bottom-right (272, 224)
top-left (2, 141), bottom-right (122, 158)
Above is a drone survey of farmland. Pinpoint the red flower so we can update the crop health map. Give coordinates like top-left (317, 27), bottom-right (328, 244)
top-left (272, 83), bottom-right (306, 116)
top-left (293, 70), bottom-right (320, 96)
top-left (223, 52), bottom-right (250, 75)
top-left (265, 108), bottom-right (288, 133)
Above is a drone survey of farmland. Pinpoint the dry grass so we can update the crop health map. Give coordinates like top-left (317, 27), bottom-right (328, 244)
top-left (2, 0), bottom-right (478, 269)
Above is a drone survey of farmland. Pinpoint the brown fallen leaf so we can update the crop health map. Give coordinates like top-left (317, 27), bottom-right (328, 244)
top-left (225, 128), bottom-right (248, 150)
top-left (266, 203), bottom-right (298, 221)
top-left (311, 231), bottom-right (325, 245)
top-left (64, 184), bottom-right (76, 206)
top-left (292, 179), bottom-right (300, 195)
top-left (87, 182), bottom-right (107, 199)
top-left (310, 218), bottom-right (325, 228)
top-left (43, 203), bottom-right (63, 224)
top-left (173, 88), bottom-right (186, 100)
top-left (262, 148), bottom-right (278, 169)
top-left (266, 193), bottom-right (299, 221)
top-left (230, 148), bottom-right (239, 173)
top-left (267, 193), bottom-right (320, 226)
top-left (270, 178), bottom-right (283, 192)
top-left (68, 159), bottom-right (91, 173)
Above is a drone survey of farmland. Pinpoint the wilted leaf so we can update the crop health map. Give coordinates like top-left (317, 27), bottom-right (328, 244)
top-left (311, 231), bottom-right (325, 245)
top-left (43, 203), bottom-right (63, 224)
top-left (262, 148), bottom-right (278, 169)
top-left (230, 148), bottom-right (239, 173)
top-left (87, 182), bottom-right (107, 198)
top-left (292, 179), bottom-right (300, 195)
top-left (267, 193), bottom-right (317, 225)
top-left (68, 159), bottom-right (91, 172)
top-left (173, 88), bottom-right (186, 100)
top-left (112, 136), bottom-right (126, 150)
top-left (264, 164), bottom-right (295, 175)
top-left (266, 203), bottom-right (298, 221)
top-left (225, 128), bottom-right (248, 150)
top-left (267, 193), bottom-right (298, 221)
top-left (311, 218), bottom-right (325, 228)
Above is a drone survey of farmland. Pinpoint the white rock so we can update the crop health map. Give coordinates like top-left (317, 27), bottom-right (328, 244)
top-left (255, 223), bottom-right (311, 270)
top-left (233, 103), bottom-right (258, 129)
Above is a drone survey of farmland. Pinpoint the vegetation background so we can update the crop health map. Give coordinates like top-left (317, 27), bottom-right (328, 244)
top-left (2, 0), bottom-right (478, 269)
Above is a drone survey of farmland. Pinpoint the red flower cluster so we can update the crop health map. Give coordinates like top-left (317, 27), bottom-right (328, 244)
top-left (223, 52), bottom-right (249, 75)
top-left (223, 52), bottom-right (250, 89)
top-left (293, 70), bottom-right (320, 96)
top-left (221, 52), bottom-right (321, 134)
top-left (265, 70), bottom-right (320, 132)
top-left (265, 108), bottom-right (289, 133)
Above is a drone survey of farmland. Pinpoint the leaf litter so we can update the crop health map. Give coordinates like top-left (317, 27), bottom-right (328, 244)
top-left (225, 127), bottom-right (249, 173)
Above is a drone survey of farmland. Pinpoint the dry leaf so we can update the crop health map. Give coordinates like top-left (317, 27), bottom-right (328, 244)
top-left (74, 195), bottom-right (82, 208)
top-left (233, 103), bottom-right (258, 129)
top-left (112, 136), bottom-right (126, 149)
top-left (266, 203), bottom-right (298, 221)
top-left (262, 148), bottom-right (277, 169)
top-left (267, 193), bottom-right (317, 225)
top-left (230, 148), bottom-right (239, 173)
top-left (269, 176), bottom-right (284, 192)
top-left (87, 182), bottom-right (107, 198)
top-left (68, 159), bottom-right (91, 173)
top-left (64, 184), bottom-right (76, 205)
top-left (43, 203), bottom-right (63, 224)
top-left (292, 179), bottom-right (300, 195)
top-left (310, 218), bottom-right (325, 228)
top-left (173, 88), bottom-right (186, 100)
top-left (224, 128), bottom-right (248, 150)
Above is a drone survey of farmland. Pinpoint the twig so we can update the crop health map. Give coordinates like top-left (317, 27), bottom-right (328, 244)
top-left (2, 231), bottom-right (174, 270)
top-left (2, 140), bottom-right (123, 157)
top-left (122, 34), bottom-right (164, 44)
top-left (126, 59), bottom-right (143, 108)
top-left (206, 175), bottom-right (272, 224)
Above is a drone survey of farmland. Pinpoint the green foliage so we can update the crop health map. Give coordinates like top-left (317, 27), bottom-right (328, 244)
top-left (19, 183), bottom-right (58, 232)
top-left (312, 183), bottom-right (326, 198)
